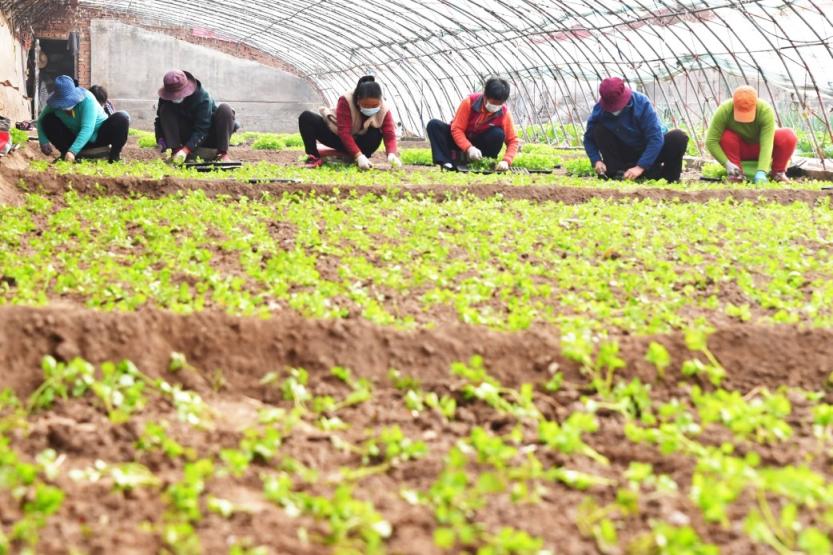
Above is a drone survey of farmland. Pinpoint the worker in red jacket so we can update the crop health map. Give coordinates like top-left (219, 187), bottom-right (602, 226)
top-left (298, 76), bottom-right (400, 170)
top-left (426, 77), bottom-right (519, 171)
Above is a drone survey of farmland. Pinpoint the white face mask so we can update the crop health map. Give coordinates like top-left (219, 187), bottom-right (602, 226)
top-left (360, 106), bottom-right (381, 117)
top-left (171, 98), bottom-right (184, 104)
top-left (485, 102), bottom-right (502, 113)
top-left (610, 109), bottom-right (623, 116)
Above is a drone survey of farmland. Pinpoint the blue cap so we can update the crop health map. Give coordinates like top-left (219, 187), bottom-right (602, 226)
top-left (47, 75), bottom-right (86, 110)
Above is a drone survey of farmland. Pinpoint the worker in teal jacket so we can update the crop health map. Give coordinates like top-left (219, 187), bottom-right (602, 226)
top-left (36, 75), bottom-right (129, 163)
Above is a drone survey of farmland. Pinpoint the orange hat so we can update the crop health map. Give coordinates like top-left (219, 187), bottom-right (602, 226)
top-left (733, 86), bottom-right (758, 123)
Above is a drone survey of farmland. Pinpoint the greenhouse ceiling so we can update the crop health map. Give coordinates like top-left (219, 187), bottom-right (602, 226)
top-left (3, 0), bottom-right (833, 150)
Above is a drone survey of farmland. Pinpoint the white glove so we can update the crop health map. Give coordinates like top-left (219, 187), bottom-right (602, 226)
top-left (172, 148), bottom-right (189, 165)
top-left (467, 146), bottom-right (482, 161)
top-left (387, 153), bottom-right (402, 168)
top-left (496, 160), bottom-right (510, 172)
top-left (356, 154), bottom-right (373, 170)
top-left (725, 161), bottom-right (742, 177)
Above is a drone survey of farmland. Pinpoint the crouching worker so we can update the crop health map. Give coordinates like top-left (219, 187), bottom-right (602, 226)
top-left (426, 77), bottom-right (518, 172)
top-left (36, 75), bottom-right (129, 163)
top-left (584, 77), bottom-right (688, 182)
top-left (298, 76), bottom-right (400, 170)
top-left (706, 86), bottom-right (797, 184)
top-left (155, 70), bottom-right (236, 164)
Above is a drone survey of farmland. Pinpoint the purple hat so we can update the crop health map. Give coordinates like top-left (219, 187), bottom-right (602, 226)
top-left (47, 75), bottom-right (86, 110)
top-left (158, 70), bottom-right (198, 101)
top-left (598, 77), bottom-right (633, 113)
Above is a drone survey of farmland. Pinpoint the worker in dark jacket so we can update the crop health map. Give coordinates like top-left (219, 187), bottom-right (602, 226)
top-left (583, 77), bottom-right (689, 182)
top-left (154, 70), bottom-right (236, 163)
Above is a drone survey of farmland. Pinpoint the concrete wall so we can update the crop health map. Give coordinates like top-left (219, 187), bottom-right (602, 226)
top-left (89, 19), bottom-right (322, 132)
top-left (0, 13), bottom-right (32, 123)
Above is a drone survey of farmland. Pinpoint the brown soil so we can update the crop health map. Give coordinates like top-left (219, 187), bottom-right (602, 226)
top-left (4, 139), bottom-right (833, 554)
top-left (6, 141), bottom-right (829, 207)
top-left (2, 305), bottom-right (832, 401)
top-left (11, 168), bottom-right (833, 206)
top-left (0, 148), bottom-right (34, 205)
top-left (2, 305), bottom-right (833, 554)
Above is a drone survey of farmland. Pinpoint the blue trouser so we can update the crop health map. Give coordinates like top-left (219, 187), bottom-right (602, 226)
top-left (426, 119), bottom-right (505, 165)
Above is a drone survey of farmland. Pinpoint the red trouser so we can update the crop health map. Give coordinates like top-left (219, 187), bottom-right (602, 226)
top-left (719, 128), bottom-right (797, 173)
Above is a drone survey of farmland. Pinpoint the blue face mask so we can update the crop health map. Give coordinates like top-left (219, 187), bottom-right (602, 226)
top-left (360, 106), bottom-right (381, 117)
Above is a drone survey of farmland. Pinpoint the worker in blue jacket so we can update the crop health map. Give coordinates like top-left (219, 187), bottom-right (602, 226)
top-left (583, 77), bottom-right (688, 182)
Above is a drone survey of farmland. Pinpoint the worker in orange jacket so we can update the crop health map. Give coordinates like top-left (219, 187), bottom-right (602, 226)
top-left (426, 77), bottom-right (519, 172)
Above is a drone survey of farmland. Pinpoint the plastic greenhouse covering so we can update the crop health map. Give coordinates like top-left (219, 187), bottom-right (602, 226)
top-left (3, 0), bottom-right (833, 156)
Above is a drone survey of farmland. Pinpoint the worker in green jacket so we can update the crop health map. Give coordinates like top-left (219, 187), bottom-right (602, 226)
top-left (706, 86), bottom-right (797, 184)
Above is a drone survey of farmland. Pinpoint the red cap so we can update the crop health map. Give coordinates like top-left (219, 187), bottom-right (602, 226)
top-left (599, 77), bottom-right (633, 113)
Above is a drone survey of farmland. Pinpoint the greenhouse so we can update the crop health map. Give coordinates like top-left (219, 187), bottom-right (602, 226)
top-left (1, 1), bottom-right (833, 553)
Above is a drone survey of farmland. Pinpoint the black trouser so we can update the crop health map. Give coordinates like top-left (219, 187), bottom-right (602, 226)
top-left (593, 126), bottom-right (689, 182)
top-left (41, 111), bottom-right (130, 162)
top-left (426, 119), bottom-right (505, 165)
top-left (158, 103), bottom-right (235, 153)
top-left (298, 111), bottom-right (382, 158)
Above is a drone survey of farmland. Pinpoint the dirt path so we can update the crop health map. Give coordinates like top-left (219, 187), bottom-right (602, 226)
top-left (7, 168), bottom-right (832, 205)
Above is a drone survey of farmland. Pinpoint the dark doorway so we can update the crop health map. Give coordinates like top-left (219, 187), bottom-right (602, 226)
top-left (30, 37), bottom-right (77, 115)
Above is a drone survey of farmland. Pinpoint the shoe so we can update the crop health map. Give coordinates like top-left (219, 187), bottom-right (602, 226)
top-left (771, 172), bottom-right (791, 183)
top-left (304, 155), bottom-right (324, 169)
top-left (440, 162), bottom-right (455, 171)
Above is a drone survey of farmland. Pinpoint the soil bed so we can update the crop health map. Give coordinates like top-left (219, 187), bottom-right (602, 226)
top-left (2, 305), bottom-right (833, 554)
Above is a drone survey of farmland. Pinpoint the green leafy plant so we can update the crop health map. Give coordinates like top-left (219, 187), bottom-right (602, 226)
top-left (563, 157), bottom-right (594, 177)
top-left (252, 134), bottom-right (287, 151)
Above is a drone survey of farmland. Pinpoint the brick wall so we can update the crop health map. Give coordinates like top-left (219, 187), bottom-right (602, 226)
top-left (31, 6), bottom-right (323, 98)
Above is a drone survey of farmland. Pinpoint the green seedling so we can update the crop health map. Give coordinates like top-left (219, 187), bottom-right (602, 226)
top-left (538, 412), bottom-right (608, 464)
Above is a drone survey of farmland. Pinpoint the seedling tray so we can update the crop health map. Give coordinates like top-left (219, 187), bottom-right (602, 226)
top-left (448, 166), bottom-right (555, 175)
top-left (186, 161), bottom-right (243, 172)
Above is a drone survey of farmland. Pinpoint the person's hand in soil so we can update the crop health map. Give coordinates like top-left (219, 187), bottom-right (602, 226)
top-left (754, 170), bottom-right (768, 185)
top-left (725, 161), bottom-right (743, 177)
top-left (496, 160), bottom-right (510, 172)
top-left (40, 143), bottom-right (53, 156)
top-left (172, 148), bottom-right (189, 165)
top-left (64, 152), bottom-right (76, 163)
top-left (595, 160), bottom-right (607, 176)
top-left (356, 154), bottom-right (373, 171)
top-left (624, 166), bottom-right (644, 180)
top-left (387, 153), bottom-right (402, 168)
